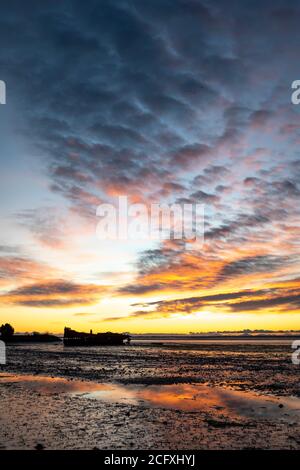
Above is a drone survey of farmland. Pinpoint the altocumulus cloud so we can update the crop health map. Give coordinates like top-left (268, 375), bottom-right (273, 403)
top-left (0, 0), bottom-right (300, 320)
top-left (0, 280), bottom-right (108, 307)
top-left (104, 283), bottom-right (300, 320)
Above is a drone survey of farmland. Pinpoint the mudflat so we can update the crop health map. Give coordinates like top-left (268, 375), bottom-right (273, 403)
top-left (0, 341), bottom-right (300, 449)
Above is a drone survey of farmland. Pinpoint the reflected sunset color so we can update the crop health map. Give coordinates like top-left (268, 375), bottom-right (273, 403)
top-left (3, 373), bottom-right (300, 422)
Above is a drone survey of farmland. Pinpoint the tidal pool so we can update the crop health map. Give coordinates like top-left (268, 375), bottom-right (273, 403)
top-left (1, 373), bottom-right (300, 422)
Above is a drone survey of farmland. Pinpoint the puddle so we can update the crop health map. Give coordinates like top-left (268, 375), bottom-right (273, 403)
top-left (85, 383), bottom-right (300, 422)
top-left (1, 373), bottom-right (300, 422)
top-left (0, 373), bottom-right (111, 395)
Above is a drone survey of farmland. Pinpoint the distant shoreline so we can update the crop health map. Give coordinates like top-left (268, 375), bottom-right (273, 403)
top-left (131, 334), bottom-right (300, 341)
top-left (4, 333), bottom-right (300, 344)
top-left (4, 334), bottom-right (61, 344)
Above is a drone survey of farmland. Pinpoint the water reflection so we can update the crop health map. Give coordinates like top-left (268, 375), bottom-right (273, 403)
top-left (1, 373), bottom-right (300, 421)
top-left (87, 383), bottom-right (300, 421)
top-left (0, 373), bottom-right (110, 395)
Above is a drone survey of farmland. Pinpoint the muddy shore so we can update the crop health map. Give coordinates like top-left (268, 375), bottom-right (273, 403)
top-left (0, 342), bottom-right (300, 449)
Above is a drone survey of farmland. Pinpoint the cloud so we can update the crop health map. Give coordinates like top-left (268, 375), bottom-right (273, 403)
top-left (190, 190), bottom-right (220, 205)
top-left (117, 246), bottom-right (299, 300)
top-left (229, 293), bottom-right (300, 312)
top-left (250, 110), bottom-right (273, 129)
top-left (1, 280), bottom-right (108, 307)
top-left (216, 255), bottom-right (293, 282)
top-left (0, 0), bottom-right (300, 326)
top-left (0, 253), bottom-right (60, 285)
top-left (73, 312), bottom-right (98, 317)
top-left (129, 289), bottom-right (271, 317)
top-left (193, 165), bottom-right (230, 186)
top-left (111, 282), bottom-right (300, 320)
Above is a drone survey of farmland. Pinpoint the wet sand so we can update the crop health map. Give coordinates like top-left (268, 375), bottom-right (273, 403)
top-left (0, 341), bottom-right (300, 449)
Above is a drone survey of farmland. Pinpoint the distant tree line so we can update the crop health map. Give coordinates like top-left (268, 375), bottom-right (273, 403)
top-left (0, 323), bottom-right (14, 339)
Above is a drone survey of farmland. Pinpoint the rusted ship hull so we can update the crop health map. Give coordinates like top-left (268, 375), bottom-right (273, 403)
top-left (63, 327), bottom-right (130, 346)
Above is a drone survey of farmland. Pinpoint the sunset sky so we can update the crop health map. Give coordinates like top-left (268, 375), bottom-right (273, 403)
top-left (0, 0), bottom-right (300, 334)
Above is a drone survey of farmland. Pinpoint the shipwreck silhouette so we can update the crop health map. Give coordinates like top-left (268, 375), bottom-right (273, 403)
top-left (63, 327), bottom-right (130, 346)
